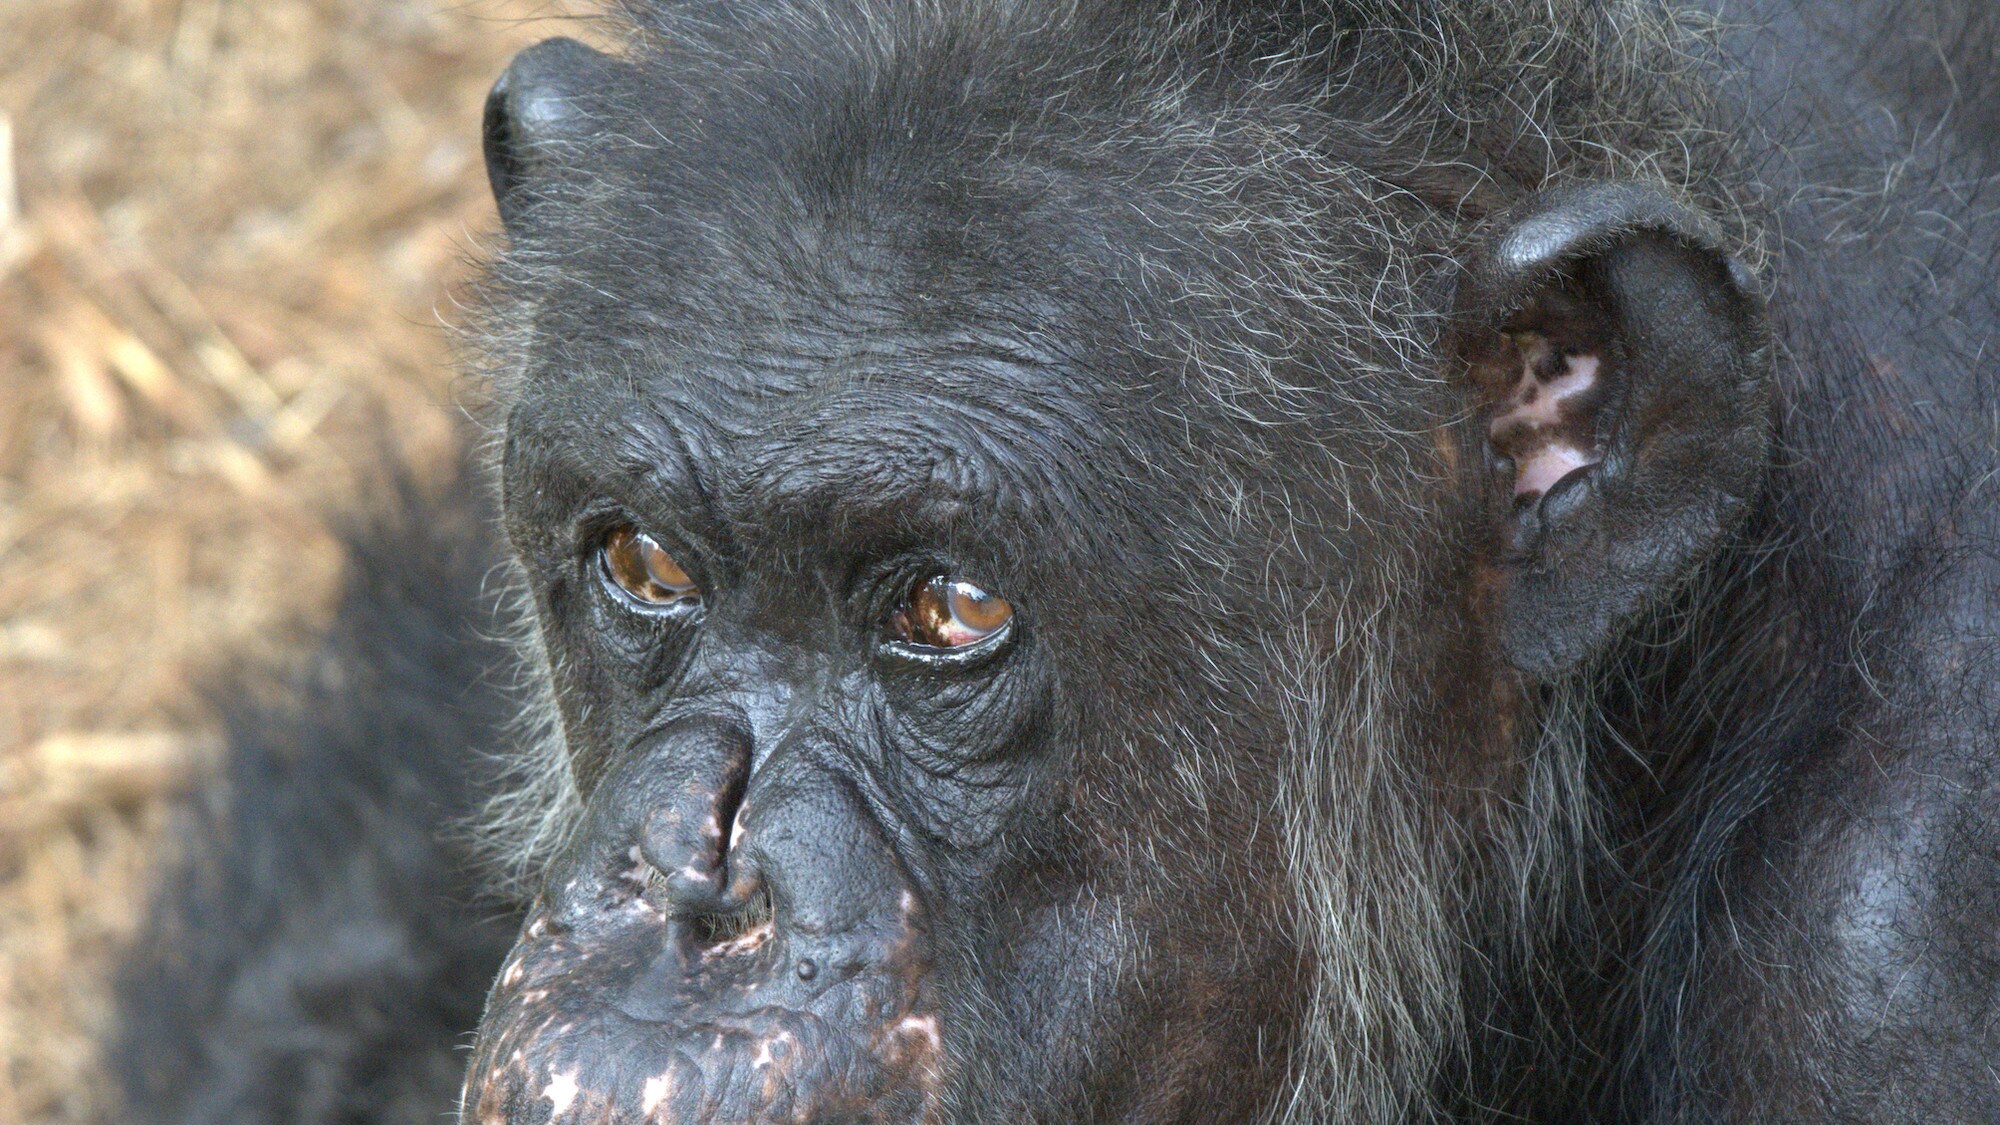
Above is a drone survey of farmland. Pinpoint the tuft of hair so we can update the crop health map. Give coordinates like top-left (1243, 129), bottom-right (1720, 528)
top-left (459, 562), bottom-right (584, 901)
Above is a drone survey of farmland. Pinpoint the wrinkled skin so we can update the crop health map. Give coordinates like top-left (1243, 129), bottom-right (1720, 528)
top-left (453, 2), bottom-right (2000, 1123)
top-left (468, 717), bottom-right (950, 1121)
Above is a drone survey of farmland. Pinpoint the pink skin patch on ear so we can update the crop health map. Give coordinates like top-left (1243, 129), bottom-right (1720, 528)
top-left (1488, 333), bottom-right (1603, 498)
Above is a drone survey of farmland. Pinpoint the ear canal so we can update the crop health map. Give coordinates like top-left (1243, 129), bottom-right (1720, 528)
top-left (1461, 185), bottom-right (1773, 675)
top-left (484, 37), bottom-right (619, 231)
top-left (1485, 287), bottom-right (1616, 504)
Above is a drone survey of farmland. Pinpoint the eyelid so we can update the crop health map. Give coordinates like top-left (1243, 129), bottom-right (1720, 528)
top-left (878, 616), bottom-right (1017, 668)
top-left (569, 498), bottom-right (642, 556)
top-left (854, 554), bottom-right (949, 623)
top-left (571, 499), bottom-right (713, 570)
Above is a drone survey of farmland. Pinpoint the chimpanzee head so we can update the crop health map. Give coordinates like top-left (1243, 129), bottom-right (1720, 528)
top-left (461, 4), bottom-right (1770, 1122)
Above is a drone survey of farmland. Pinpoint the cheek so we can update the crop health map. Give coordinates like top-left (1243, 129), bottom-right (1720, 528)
top-left (535, 624), bottom-right (697, 788)
top-left (959, 882), bottom-right (1297, 1119)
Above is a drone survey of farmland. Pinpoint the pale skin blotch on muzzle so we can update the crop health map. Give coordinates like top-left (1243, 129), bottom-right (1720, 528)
top-left (454, 3), bottom-right (2000, 1123)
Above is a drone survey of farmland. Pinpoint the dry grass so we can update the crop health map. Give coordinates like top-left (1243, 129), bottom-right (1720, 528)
top-left (0, 1), bottom-right (588, 1119)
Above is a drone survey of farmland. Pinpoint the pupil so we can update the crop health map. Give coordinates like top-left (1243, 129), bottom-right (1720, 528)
top-left (640, 539), bottom-right (692, 592)
top-left (948, 583), bottom-right (992, 625)
top-left (947, 580), bottom-right (1011, 634)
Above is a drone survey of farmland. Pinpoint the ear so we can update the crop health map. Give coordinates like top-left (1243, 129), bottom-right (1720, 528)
top-left (484, 37), bottom-right (620, 232)
top-left (1458, 182), bottom-right (1773, 676)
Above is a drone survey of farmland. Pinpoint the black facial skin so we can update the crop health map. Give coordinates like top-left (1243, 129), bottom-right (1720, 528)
top-left (448, 3), bottom-right (2000, 1124)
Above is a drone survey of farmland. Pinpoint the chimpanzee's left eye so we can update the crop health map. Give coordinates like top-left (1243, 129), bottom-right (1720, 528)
top-left (886, 576), bottom-right (1014, 650)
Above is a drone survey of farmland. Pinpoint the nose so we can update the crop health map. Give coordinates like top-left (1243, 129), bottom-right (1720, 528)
top-left (543, 715), bottom-right (761, 928)
top-left (637, 722), bottom-right (756, 917)
top-left (537, 713), bottom-right (922, 993)
top-left (467, 721), bottom-right (941, 1123)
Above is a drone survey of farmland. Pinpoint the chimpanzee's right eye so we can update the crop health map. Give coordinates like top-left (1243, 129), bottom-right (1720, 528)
top-left (599, 526), bottom-right (700, 608)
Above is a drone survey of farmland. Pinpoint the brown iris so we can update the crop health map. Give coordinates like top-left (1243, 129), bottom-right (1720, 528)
top-left (600, 526), bottom-right (699, 607)
top-left (888, 576), bottom-right (1014, 650)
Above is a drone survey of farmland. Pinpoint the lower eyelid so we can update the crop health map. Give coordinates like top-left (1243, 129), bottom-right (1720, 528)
top-left (881, 618), bottom-right (1017, 665)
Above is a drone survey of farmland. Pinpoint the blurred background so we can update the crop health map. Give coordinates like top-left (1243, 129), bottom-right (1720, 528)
top-left (0, 2), bottom-right (578, 1118)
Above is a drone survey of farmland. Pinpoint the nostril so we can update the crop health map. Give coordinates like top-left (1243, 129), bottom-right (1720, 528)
top-left (712, 756), bottom-right (751, 871)
top-left (684, 882), bottom-right (774, 951)
top-left (691, 901), bottom-right (758, 945)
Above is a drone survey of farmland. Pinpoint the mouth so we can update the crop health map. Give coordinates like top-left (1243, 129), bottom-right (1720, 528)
top-left (460, 896), bottom-right (944, 1125)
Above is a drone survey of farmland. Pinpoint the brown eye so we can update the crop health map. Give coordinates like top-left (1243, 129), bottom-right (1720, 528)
top-left (600, 527), bottom-right (700, 607)
top-left (887, 576), bottom-right (1014, 650)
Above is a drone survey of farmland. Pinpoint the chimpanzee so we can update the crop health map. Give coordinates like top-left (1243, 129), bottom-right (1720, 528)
top-left (116, 0), bottom-right (2000, 1122)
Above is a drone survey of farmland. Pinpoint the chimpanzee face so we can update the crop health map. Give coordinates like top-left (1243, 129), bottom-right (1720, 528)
top-left (461, 10), bottom-right (1769, 1124)
top-left (459, 28), bottom-right (1391, 1120)
top-left (484, 311), bottom-right (1257, 1117)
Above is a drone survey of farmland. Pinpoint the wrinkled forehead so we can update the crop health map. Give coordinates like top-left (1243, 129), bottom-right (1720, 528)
top-left (495, 4), bottom-right (1363, 376)
top-left (504, 145), bottom-right (1155, 506)
top-left (508, 286), bottom-right (1107, 529)
top-left (514, 139), bottom-right (1146, 388)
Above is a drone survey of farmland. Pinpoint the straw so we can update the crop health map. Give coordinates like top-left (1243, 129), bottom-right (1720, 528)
top-left (0, 2), bottom-right (586, 1118)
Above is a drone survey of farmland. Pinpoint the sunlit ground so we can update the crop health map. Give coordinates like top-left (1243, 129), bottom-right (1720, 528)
top-left (0, 2), bottom-right (585, 1118)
